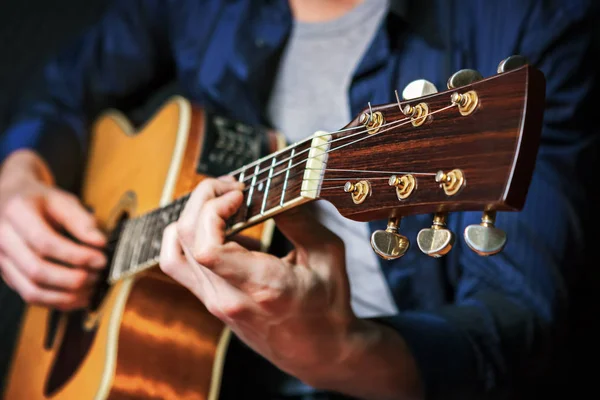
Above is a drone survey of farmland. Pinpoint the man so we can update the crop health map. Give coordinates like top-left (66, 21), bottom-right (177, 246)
top-left (0, 0), bottom-right (598, 399)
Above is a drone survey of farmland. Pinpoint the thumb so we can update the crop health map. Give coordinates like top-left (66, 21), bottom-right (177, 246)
top-left (45, 190), bottom-right (106, 247)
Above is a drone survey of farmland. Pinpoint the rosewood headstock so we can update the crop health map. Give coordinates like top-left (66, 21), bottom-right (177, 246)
top-left (314, 56), bottom-right (546, 259)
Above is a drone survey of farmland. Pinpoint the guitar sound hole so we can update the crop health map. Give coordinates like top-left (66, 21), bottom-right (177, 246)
top-left (44, 310), bottom-right (62, 350)
top-left (43, 214), bottom-right (127, 396)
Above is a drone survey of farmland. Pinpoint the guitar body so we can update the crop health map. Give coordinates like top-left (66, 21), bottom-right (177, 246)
top-left (4, 97), bottom-right (278, 400)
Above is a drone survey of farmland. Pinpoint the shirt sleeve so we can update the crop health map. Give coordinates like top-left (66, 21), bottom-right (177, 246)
top-left (375, 2), bottom-right (599, 399)
top-left (0, 0), bottom-right (174, 190)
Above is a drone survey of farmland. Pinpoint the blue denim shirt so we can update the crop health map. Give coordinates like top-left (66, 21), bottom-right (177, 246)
top-left (1, 1), bottom-right (598, 399)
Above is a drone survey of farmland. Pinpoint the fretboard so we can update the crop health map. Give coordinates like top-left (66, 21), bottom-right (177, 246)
top-left (226, 138), bottom-right (314, 234)
top-left (108, 195), bottom-right (189, 282)
top-left (108, 131), bottom-right (331, 283)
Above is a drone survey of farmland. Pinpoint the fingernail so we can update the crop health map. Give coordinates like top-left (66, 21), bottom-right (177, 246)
top-left (88, 228), bottom-right (106, 243)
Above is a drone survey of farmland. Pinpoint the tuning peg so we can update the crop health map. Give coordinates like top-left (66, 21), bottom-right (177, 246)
top-left (417, 213), bottom-right (455, 257)
top-left (401, 79), bottom-right (438, 100)
top-left (464, 211), bottom-right (507, 256)
top-left (447, 69), bottom-right (484, 89)
top-left (497, 55), bottom-right (528, 73)
top-left (370, 217), bottom-right (409, 260)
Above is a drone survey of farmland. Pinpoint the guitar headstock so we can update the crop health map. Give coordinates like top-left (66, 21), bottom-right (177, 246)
top-left (312, 56), bottom-right (545, 259)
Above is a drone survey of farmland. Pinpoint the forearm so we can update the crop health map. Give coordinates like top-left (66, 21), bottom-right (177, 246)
top-left (299, 318), bottom-right (424, 400)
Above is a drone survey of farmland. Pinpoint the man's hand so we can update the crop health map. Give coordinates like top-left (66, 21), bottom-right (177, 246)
top-left (159, 176), bottom-right (423, 399)
top-left (0, 150), bottom-right (107, 310)
top-left (159, 176), bottom-right (358, 382)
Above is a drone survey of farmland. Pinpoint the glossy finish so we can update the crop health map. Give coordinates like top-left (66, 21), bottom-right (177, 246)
top-left (320, 65), bottom-right (546, 222)
top-left (401, 79), bottom-right (438, 100)
top-left (3, 97), bottom-right (273, 400)
top-left (497, 55), bottom-right (529, 73)
top-left (463, 211), bottom-right (508, 256)
top-left (446, 68), bottom-right (484, 89)
top-left (107, 270), bottom-right (226, 400)
top-left (369, 218), bottom-right (410, 260)
top-left (416, 213), bottom-right (455, 257)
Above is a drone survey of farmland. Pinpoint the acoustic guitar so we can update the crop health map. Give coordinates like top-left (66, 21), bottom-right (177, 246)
top-left (3, 57), bottom-right (545, 400)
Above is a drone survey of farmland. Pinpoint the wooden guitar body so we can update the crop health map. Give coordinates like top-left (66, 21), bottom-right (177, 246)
top-left (4, 97), bottom-right (276, 400)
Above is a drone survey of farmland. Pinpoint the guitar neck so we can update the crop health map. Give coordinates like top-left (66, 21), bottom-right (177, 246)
top-left (226, 132), bottom-right (331, 234)
top-left (108, 131), bottom-right (332, 283)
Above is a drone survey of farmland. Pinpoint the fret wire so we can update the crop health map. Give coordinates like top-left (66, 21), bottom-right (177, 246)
top-left (280, 147), bottom-right (294, 207)
top-left (143, 210), bottom-right (158, 264)
top-left (228, 111), bottom-right (414, 179)
top-left (109, 219), bottom-right (134, 280)
top-left (151, 208), bottom-right (163, 261)
top-left (152, 208), bottom-right (169, 259)
top-left (238, 106), bottom-right (455, 190)
top-left (122, 219), bottom-right (139, 272)
top-left (150, 203), bottom-right (172, 262)
top-left (129, 216), bottom-right (146, 271)
top-left (137, 212), bottom-right (151, 266)
top-left (246, 164), bottom-right (260, 211)
top-left (148, 213), bottom-right (158, 261)
top-left (261, 157), bottom-right (276, 215)
top-left (226, 120), bottom-right (366, 177)
top-left (117, 218), bottom-right (137, 278)
top-left (234, 120), bottom-right (388, 184)
top-left (139, 215), bottom-right (150, 265)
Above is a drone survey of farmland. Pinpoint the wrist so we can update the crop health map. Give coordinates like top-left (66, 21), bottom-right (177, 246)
top-left (296, 316), bottom-right (375, 388)
top-left (0, 149), bottom-right (55, 187)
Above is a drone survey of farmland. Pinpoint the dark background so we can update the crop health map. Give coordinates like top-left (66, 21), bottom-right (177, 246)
top-left (0, 0), bottom-right (112, 389)
top-left (0, 0), bottom-right (112, 133)
top-left (1, 0), bottom-right (599, 397)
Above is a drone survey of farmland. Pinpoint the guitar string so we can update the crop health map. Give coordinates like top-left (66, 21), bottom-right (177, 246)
top-left (115, 102), bottom-right (456, 278)
top-left (228, 105), bottom-right (412, 178)
top-left (124, 102), bottom-right (454, 247)
top-left (233, 114), bottom-right (412, 183)
top-left (231, 88), bottom-right (448, 179)
top-left (238, 103), bottom-right (455, 193)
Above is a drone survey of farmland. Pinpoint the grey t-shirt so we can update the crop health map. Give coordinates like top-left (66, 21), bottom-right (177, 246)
top-left (267, 0), bottom-right (397, 318)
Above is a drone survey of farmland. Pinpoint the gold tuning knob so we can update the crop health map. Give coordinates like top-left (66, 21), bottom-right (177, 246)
top-left (344, 180), bottom-right (370, 204)
top-left (389, 174), bottom-right (416, 200)
top-left (447, 69), bottom-right (483, 89)
top-left (435, 169), bottom-right (465, 196)
top-left (370, 217), bottom-right (410, 260)
top-left (497, 55), bottom-right (528, 73)
top-left (417, 213), bottom-right (455, 257)
top-left (463, 210), bottom-right (507, 256)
